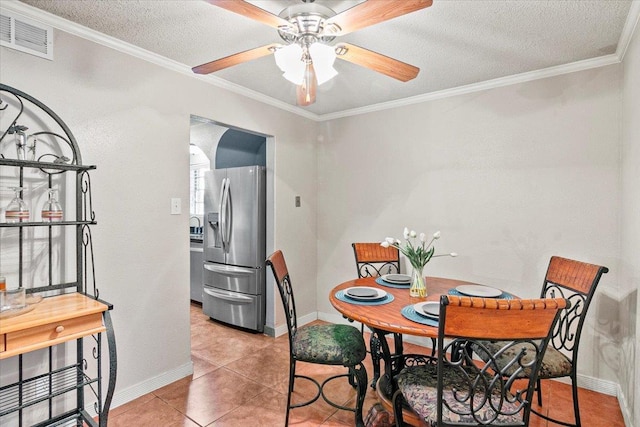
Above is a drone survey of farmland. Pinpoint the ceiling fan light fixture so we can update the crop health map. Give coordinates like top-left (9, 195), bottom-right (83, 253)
top-left (309, 42), bottom-right (337, 85)
top-left (274, 41), bottom-right (336, 87)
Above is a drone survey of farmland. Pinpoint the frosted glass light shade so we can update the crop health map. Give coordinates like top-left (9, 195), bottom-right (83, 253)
top-left (309, 42), bottom-right (337, 85)
top-left (274, 44), bottom-right (305, 84)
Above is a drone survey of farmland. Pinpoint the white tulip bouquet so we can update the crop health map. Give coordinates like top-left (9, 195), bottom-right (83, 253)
top-left (381, 228), bottom-right (457, 297)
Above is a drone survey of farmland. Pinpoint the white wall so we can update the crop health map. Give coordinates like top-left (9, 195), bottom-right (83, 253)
top-left (317, 65), bottom-right (622, 384)
top-left (621, 14), bottom-right (640, 426)
top-left (0, 29), bottom-right (319, 407)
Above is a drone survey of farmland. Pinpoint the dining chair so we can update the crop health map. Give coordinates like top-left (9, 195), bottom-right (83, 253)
top-left (475, 256), bottom-right (608, 427)
top-left (266, 250), bottom-right (368, 427)
top-left (392, 295), bottom-right (569, 427)
top-left (352, 242), bottom-right (401, 278)
top-left (352, 242), bottom-right (403, 389)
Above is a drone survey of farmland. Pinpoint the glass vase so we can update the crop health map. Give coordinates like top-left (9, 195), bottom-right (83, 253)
top-left (15, 128), bottom-right (27, 160)
top-left (410, 265), bottom-right (427, 297)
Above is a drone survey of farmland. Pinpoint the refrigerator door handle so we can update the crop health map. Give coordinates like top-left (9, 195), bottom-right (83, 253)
top-left (204, 263), bottom-right (255, 276)
top-left (219, 178), bottom-right (228, 252)
top-left (223, 177), bottom-right (232, 250)
top-left (203, 287), bottom-right (254, 303)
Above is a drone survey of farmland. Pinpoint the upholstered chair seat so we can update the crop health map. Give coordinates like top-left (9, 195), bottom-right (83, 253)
top-left (293, 324), bottom-right (366, 366)
top-left (474, 341), bottom-right (572, 379)
top-left (396, 364), bottom-right (524, 425)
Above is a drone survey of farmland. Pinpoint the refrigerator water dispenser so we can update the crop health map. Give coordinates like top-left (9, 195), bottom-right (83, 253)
top-left (206, 212), bottom-right (221, 248)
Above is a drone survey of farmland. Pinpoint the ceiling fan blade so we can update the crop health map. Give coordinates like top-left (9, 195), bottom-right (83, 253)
top-left (205, 0), bottom-right (291, 29)
top-left (335, 43), bottom-right (419, 82)
top-left (324, 0), bottom-right (432, 36)
top-left (192, 43), bottom-right (280, 74)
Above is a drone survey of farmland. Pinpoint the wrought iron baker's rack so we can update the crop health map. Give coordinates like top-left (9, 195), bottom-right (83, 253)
top-left (0, 83), bottom-right (116, 427)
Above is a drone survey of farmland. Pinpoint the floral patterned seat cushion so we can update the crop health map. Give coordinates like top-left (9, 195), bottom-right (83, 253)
top-left (396, 364), bottom-right (525, 425)
top-left (293, 324), bottom-right (366, 366)
top-left (473, 341), bottom-right (572, 379)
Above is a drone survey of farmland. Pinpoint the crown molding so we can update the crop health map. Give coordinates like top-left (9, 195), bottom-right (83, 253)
top-left (616, 0), bottom-right (640, 61)
top-left (3, 0), bottom-right (637, 123)
top-left (317, 53), bottom-right (622, 121)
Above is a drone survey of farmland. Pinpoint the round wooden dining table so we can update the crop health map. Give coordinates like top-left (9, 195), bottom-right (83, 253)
top-left (329, 275), bottom-right (494, 422)
top-left (329, 275), bottom-right (487, 337)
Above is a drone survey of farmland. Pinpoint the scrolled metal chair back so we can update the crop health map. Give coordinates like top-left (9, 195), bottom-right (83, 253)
top-left (442, 338), bottom-right (545, 424)
top-left (352, 243), bottom-right (400, 278)
top-left (436, 295), bottom-right (568, 426)
top-left (541, 256), bottom-right (608, 358)
top-left (266, 250), bottom-right (298, 339)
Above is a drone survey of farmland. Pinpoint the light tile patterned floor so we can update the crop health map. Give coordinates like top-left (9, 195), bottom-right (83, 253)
top-left (107, 303), bottom-right (626, 426)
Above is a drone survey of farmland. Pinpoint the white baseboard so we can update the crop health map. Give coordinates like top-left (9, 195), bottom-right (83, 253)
top-left (576, 372), bottom-right (618, 396)
top-left (109, 361), bottom-right (194, 410)
top-left (269, 311), bottom-right (318, 337)
top-left (616, 382), bottom-right (634, 427)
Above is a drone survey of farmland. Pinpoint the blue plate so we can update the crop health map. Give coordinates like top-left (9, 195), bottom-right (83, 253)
top-left (335, 290), bottom-right (394, 306)
top-left (375, 277), bottom-right (411, 289)
top-left (401, 304), bottom-right (439, 326)
top-left (448, 288), bottom-right (514, 299)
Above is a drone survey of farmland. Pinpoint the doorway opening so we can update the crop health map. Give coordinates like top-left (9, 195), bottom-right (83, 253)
top-left (189, 114), bottom-right (276, 335)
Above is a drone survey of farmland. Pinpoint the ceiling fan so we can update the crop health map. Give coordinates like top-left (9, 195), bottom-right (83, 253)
top-left (192, 0), bottom-right (433, 106)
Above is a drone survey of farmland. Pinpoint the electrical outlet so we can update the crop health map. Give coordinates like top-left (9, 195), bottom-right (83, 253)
top-left (171, 198), bottom-right (181, 215)
top-left (295, 196), bottom-right (301, 207)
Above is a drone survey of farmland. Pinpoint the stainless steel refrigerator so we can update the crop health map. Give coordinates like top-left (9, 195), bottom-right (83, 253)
top-left (202, 165), bottom-right (266, 332)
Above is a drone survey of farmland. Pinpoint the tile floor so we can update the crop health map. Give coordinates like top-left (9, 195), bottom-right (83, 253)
top-left (107, 302), bottom-right (626, 426)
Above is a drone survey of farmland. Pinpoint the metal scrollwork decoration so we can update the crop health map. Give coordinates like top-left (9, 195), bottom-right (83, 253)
top-left (0, 89), bottom-right (25, 151)
top-left (83, 224), bottom-right (99, 299)
top-left (545, 283), bottom-right (584, 353)
top-left (358, 261), bottom-right (399, 278)
top-left (280, 275), bottom-right (298, 336)
top-left (0, 84), bottom-right (81, 165)
top-left (81, 170), bottom-right (96, 222)
top-left (442, 338), bottom-right (543, 424)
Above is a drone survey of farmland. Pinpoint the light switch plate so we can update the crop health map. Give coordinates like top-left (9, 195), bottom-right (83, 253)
top-left (171, 198), bottom-right (181, 215)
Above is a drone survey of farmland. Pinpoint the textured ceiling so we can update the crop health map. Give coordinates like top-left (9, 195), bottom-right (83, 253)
top-left (15, 0), bottom-right (635, 117)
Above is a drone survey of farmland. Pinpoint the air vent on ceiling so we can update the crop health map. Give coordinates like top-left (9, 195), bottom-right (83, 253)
top-left (0, 9), bottom-right (53, 60)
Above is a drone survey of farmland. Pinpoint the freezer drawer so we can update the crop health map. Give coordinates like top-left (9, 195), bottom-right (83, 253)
top-left (202, 286), bottom-right (264, 332)
top-left (203, 262), bottom-right (264, 295)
